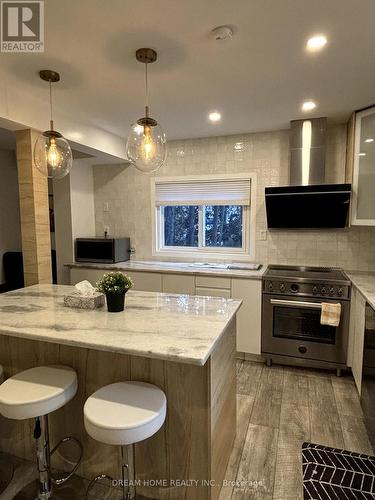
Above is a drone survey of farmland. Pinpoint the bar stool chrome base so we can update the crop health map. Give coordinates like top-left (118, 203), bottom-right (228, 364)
top-left (14, 415), bottom-right (83, 500)
top-left (0, 453), bottom-right (14, 495)
top-left (13, 473), bottom-right (88, 500)
top-left (85, 445), bottom-right (149, 500)
top-left (13, 479), bottom-right (85, 500)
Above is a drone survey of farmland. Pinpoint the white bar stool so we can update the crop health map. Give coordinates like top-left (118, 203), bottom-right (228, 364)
top-left (84, 381), bottom-right (167, 500)
top-left (0, 365), bottom-right (82, 500)
top-left (0, 364), bottom-right (14, 495)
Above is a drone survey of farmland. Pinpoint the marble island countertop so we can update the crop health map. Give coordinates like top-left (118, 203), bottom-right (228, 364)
top-left (0, 284), bottom-right (242, 366)
top-left (66, 259), bottom-right (265, 280)
top-left (345, 271), bottom-right (375, 310)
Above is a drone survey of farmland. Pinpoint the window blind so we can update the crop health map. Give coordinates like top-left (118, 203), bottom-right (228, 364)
top-left (155, 178), bottom-right (251, 206)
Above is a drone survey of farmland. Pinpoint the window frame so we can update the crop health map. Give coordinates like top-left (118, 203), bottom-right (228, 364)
top-left (151, 173), bottom-right (257, 261)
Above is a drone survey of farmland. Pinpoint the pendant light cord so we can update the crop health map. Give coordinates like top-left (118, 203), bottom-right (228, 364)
top-left (145, 62), bottom-right (149, 117)
top-left (49, 80), bottom-right (54, 130)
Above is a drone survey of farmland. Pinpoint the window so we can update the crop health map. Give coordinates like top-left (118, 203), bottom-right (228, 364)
top-left (163, 205), bottom-right (243, 248)
top-left (152, 174), bottom-right (256, 259)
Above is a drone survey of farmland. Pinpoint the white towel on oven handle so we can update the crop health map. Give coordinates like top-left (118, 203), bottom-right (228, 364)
top-left (320, 302), bottom-right (341, 327)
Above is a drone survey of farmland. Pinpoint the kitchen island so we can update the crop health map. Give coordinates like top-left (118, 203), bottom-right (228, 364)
top-left (0, 285), bottom-right (241, 500)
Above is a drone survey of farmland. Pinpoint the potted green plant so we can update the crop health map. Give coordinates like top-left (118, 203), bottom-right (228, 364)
top-left (96, 272), bottom-right (134, 312)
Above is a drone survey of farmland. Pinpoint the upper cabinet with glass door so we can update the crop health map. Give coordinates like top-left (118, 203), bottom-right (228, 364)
top-left (351, 106), bottom-right (375, 225)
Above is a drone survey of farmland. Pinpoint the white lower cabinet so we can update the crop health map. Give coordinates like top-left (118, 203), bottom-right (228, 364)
top-left (195, 287), bottom-right (231, 299)
top-left (195, 275), bottom-right (231, 290)
top-left (348, 288), bottom-right (366, 394)
top-left (231, 278), bottom-right (262, 355)
top-left (162, 274), bottom-right (195, 295)
top-left (70, 268), bottom-right (162, 292)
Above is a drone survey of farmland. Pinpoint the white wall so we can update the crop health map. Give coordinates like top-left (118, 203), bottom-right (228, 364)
top-left (54, 159), bottom-right (96, 284)
top-left (70, 161), bottom-right (96, 239)
top-left (0, 149), bottom-right (21, 283)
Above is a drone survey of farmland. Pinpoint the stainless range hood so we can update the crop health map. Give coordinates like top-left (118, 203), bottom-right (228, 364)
top-left (265, 117), bottom-right (351, 229)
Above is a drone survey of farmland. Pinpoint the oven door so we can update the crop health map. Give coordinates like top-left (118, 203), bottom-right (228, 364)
top-left (262, 294), bottom-right (349, 363)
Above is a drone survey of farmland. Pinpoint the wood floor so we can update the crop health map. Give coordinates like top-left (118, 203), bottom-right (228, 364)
top-left (0, 361), bottom-right (372, 500)
top-left (219, 360), bottom-right (373, 500)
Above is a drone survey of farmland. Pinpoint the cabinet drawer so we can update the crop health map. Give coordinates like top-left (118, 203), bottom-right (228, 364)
top-left (195, 287), bottom-right (231, 299)
top-left (195, 276), bottom-right (231, 290)
top-left (162, 274), bottom-right (195, 295)
top-left (126, 271), bottom-right (162, 292)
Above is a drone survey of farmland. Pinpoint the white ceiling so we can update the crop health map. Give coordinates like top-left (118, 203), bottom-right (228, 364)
top-left (1, 0), bottom-right (375, 141)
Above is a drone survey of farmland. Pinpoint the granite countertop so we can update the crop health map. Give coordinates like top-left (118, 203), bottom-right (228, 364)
top-left (345, 271), bottom-right (375, 310)
top-left (66, 260), bottom-right (265, 280)
top-left (0, 284), bottom-right (242, 366)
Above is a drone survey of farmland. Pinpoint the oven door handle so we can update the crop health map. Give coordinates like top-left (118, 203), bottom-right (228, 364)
top-left (270, 299), bottom-right (322, 310)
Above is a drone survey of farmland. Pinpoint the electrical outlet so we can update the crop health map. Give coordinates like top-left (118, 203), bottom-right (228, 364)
top-left (103, 201), bottom-right (110, 212)
top-left (260, 230), bottom-right (268, 241)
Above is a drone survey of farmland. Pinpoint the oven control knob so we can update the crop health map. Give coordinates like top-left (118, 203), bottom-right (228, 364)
top-left (280, 283), bottom-right (285, 292)
top-left (321, 287), bottom-right (326, 295)
top-left (290, 283), bottom-right (299, 293)
top-left (313, 286), bottom-right (318, 295)
top-left (330, 287), bottom-right (335, 296)
top-left (298, 345), bottom-right (307, 354)
top-left (338, 288), bottom-right (343, 297)
top-left (268, 282), bottom-right (273, 291)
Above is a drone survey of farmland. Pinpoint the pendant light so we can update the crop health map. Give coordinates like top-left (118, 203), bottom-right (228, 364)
top-left (34, 70), bottom-right (73, 180)
top-left (126, 48), bottom-right (167, 173)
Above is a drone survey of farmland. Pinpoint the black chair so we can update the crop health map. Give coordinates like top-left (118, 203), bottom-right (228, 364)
top-left (2, 250), bottom-right (57, 292)
top-left (3, 252), bottom-right (24, 291)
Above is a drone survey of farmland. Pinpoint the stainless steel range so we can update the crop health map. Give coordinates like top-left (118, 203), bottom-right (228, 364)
top-left (261, 265), bottom-right (351, 375)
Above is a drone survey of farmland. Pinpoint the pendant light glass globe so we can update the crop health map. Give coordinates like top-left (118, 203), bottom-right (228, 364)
top-left (34, 131), bottom-right (73, 180)
top-left (33, 70), bottom-right (73, 180)
top-left (126, 119), bottom-right (167, 173)
top-left (126, 48), bottom-right (167, 173)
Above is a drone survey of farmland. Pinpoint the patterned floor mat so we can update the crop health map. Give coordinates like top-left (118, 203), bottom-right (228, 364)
top-left (302, 442), bottom-right (375, 499)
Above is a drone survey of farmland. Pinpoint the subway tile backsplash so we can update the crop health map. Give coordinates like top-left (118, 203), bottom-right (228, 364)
top-left (93, 125), bottom-right (375, 271)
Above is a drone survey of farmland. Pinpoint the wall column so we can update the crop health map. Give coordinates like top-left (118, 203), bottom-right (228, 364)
top-left (16, 129), bottom-right (52, 286)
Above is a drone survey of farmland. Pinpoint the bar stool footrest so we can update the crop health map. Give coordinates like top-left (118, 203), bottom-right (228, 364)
top-left (50, 436), bottom-right (83, 486)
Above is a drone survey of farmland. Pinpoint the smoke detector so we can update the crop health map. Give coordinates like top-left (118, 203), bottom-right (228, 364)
top-left (211, 25), bottom-right (235, 41)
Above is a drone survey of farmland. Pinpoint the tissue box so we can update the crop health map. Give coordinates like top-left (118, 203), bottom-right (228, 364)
top-left (64, 291), bottom-right (105, 310)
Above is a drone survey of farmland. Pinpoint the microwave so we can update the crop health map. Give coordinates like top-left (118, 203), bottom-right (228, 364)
top-left (75, 238), bottom-right (130, 263)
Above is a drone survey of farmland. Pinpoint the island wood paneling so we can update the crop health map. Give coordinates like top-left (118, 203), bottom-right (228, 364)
top-left (15, 129), bottom-right (52, 286)
top-left (210, 318), bottom-right (237, 500)
top-left (0, 320), bottom-right (236, 499)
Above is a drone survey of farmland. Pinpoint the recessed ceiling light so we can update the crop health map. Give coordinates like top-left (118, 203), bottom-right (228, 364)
top-left (208, 111), bottom-right (221, 123)
top-left (211, 25), bottom-right (235, 41)
top-left (365, 138), bottom-right (374, 143)
top-left (306, 35), bottom-right (327, 52)
top-left (359, 152), bottom-right (367, 157)
top-left (302, 100), bottom-right (317, 112)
